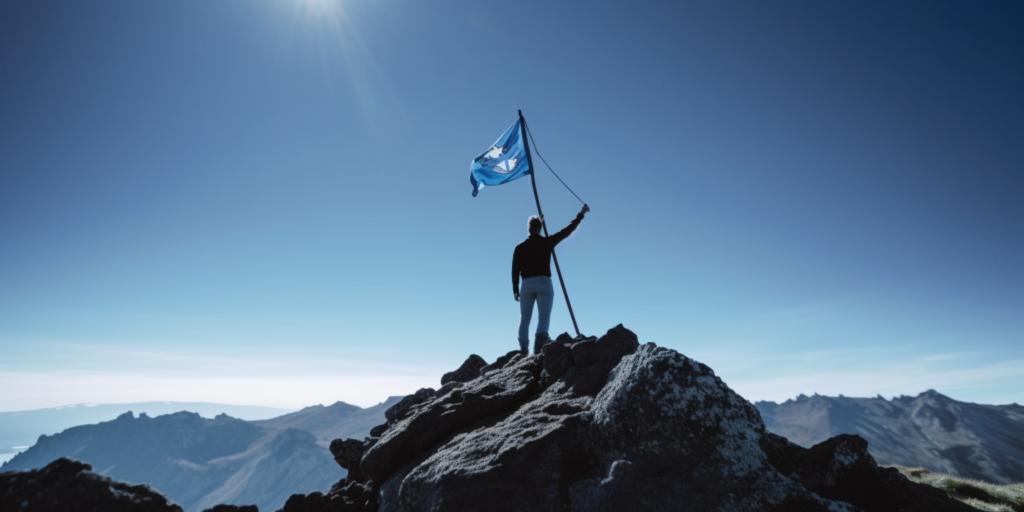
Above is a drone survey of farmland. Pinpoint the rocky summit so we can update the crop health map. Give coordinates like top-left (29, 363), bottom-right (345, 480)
top-left (280, 325), bottom-right (975, 512)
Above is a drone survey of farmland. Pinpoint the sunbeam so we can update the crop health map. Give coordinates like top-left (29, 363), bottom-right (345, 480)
top-left (278, 0), bottom-right (404, 137)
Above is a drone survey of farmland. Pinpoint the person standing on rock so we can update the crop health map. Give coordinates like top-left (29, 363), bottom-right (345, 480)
top-left (513, 203), bottom-right (589, 355)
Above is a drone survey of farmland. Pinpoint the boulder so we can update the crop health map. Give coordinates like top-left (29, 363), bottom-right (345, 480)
top-left (440, 354), bottom-right (487, 385)
top-left (0, 458), bottom-right (184, 512)
top-left (378, 389), bottom-right (593, 511)
top-left (540, 337), bottom-right (575, 382)
top-left (479, 350), bottom-right (523, 376)
top-left (360, 353), bottom-right (542, 483)
top-left (329, 437), bottom-right (374, 483)
top-left (280, 479), bottom-right (377, 512)
top-left (761, 432), bottom-right (977, 512)
top-left (569, 342), bottom-right (836, 511)
top-left (557, 325), bottom-right (638, 396)
top-left (368, 423), bottom-right (389, 438)
top-left (383, 388), bottom-right (436, 424)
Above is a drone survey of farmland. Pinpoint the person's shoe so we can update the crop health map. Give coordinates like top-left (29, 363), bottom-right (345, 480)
top-left (533, 332), bottom-right (551, 355)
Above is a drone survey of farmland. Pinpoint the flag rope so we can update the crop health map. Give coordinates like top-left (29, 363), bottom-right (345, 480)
top-left (524, 122), bottom-right (586, 205)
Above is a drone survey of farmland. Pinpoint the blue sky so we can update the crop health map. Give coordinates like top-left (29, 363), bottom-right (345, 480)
top-left (1, 0), bottom-right (1021, 410)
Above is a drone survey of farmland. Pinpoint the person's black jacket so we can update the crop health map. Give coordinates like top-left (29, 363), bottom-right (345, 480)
top-left (512, 213), bottom-right (584, 295)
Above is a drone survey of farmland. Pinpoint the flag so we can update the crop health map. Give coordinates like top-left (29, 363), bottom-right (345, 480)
top-left (469, 119), bottom-right (531, 197)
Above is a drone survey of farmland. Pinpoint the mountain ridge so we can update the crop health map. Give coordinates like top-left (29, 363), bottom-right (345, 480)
top-left (0, 401), bottom-right (295, 457)
top-left (0, 398), bottom-right (398, 512)
top-left (754, 389), bottom-right (1024, 484)
top-left (254, 397), bottom-right (402, 448)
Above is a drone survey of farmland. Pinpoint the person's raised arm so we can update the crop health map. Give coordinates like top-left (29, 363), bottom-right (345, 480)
top-left (548, 203), bottom-right (590, 246)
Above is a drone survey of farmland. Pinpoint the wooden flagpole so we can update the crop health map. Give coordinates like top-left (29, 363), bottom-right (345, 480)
top-left (518, 109), bottom-right (582, 338)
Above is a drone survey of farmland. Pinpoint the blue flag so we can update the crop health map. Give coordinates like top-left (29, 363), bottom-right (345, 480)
top-left (469, 119), bottom-right (531, 197)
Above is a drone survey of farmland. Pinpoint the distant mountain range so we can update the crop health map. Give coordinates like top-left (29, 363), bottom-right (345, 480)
top-left (4, 389), bottom-right (1021, 511)
top-left (1, 399), bottom-right (400, 512)
top-left (252, 400), bottom-right (391, 449)
top-left (755, 390), bottom-right (1024, 484)
top-left (0, 402), bottom-right (293, 456)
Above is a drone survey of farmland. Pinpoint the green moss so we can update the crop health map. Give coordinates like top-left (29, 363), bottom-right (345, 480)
top-left (889, 466), bottom-right (1024, 512)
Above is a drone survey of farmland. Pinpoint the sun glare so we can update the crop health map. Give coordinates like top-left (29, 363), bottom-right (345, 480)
top-left (300, 0), bottom-right (341, 20)
top-left (281, 0), bottom-right (399, 136)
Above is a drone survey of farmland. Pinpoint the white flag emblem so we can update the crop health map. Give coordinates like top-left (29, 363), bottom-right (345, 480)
top-left (484, 146), bottom-right (504, 159)
top-left (494, 158), bottom-right (518, 174)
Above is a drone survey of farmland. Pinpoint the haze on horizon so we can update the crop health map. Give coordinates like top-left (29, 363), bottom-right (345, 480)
top-left (1, 0), bottom-right (1021, 412)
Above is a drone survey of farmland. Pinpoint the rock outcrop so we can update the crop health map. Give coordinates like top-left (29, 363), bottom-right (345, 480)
top-left (0, 458), bottom-right (183, 512)
top-left (280, 325), bottom-right (977, 512)
top-left (0, 458), bottom-right (264, 512)
top-left (760, 433), bottom-right (976, 512)
top-left (439, 354), bottom-right (487, 385)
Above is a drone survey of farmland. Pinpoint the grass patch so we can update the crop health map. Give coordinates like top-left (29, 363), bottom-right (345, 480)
top-left (889, 465), bottom-right (1024, 512)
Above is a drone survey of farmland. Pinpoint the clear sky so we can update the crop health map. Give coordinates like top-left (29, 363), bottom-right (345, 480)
top-left (1, 0), bottom-right (1021, 411)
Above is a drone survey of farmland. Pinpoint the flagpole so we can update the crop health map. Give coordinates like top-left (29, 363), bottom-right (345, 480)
top-left (518, 109), bottom-right (582, 338)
